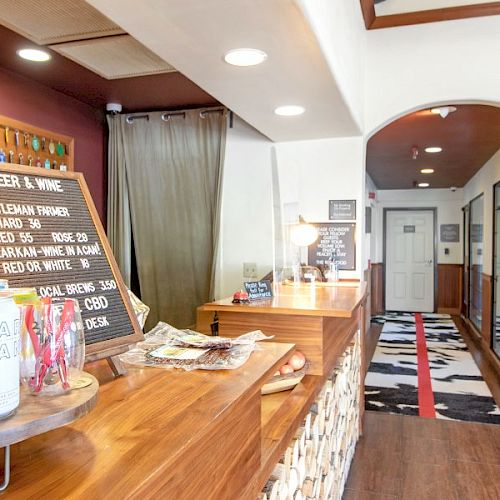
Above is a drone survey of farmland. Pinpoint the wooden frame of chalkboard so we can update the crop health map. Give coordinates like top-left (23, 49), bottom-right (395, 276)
top-left (0, 164), bottom-right (143, 360)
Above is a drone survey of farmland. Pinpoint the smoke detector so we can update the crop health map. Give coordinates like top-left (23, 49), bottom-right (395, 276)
top-left (106, 102), bottom-right (122, 114)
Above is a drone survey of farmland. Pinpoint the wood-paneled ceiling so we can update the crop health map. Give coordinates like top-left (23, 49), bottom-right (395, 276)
top-left (367, 105), bottom-right (500, 189)
top-left (360, 0), bottom-right (500, 29)
top-left (0, 24), bottom-right (218, 112)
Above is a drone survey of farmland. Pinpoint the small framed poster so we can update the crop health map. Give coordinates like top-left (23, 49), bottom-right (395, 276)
top-left (329, 200), bottom-right (356, 221)
top-left (440, 224), bottom-right (460, 242)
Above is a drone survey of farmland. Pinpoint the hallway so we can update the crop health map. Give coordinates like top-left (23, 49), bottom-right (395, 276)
top-left (344, 320), bottom-right (500, 499)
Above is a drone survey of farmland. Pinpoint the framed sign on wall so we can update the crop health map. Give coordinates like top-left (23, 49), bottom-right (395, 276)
top-left (308, 223), bottom-right (356, 270)
top-left (329, 200), bottom-right (356, 221)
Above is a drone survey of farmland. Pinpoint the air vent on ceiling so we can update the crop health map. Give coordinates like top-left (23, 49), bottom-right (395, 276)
top-left (0, 0), bottom-right (124, 44)
top-left (50, 35), bottom-right (176, 80)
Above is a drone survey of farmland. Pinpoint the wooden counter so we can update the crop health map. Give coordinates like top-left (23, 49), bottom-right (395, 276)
top-left (199, 282), bottom-right (368, 497)
top-left (203, 283), bottom-right (366, 318)
top-left (4, 284), bottom-right (367, 499)
top-left (199, 283), bottom-right (367, 377)
top-left (2, 342), bottom-right (293, 499)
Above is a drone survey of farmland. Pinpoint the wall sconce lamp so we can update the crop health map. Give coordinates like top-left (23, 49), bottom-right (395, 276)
top-left (290, 216), bottom-right (318, 247)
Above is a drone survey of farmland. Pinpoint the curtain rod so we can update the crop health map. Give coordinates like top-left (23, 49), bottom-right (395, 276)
top-left (126, 107), bottom-right (226, 124)
top-left (126, 114), bottom-right (149, 124)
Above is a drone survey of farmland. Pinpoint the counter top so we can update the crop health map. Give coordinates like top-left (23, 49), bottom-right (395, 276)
top-left (201, 282), bottom-right (367, 318)
top-left (4, 341), bottom-right (293, 499)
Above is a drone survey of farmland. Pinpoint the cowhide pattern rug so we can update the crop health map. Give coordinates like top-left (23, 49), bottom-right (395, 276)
top-left (365, 313), bottom-right (500, 424)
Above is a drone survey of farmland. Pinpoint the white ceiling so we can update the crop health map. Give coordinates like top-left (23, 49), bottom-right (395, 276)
top-left (375, 0), bottom-right (499, 16)
top-left (86, 0), bottom-right (361, 142)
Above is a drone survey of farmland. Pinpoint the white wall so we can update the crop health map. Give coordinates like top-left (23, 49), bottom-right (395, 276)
top-left (371, 188), bottom-right (464, 265)
top-left (297, 0), bottom-right (366, 130)
top-left (365, 16), bottom-right (500, 135)
top-left (216, 115), bottom-right (274, 298)
top-left (275, 136), bottom-right (365, 279)
top-left (463, 148), bottom-right (500, 276)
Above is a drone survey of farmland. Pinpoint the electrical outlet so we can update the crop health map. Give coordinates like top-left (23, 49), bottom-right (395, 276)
top-left (243, 262), bottom-right (257, 279)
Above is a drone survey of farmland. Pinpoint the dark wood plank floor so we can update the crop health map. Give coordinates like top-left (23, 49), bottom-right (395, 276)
top-left (344, 319), bottom-right (500, 500)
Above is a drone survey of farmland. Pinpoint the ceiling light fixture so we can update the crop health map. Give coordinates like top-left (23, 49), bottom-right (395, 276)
top-left (418, 182), bottom-right (430, 188)
top-left (425, 146), bottom-right (442, 153)
top-left (421, 168), bottom-right (434, 174)
top-left (411, 146), bottom-right (419, 160)
top-left (224, 48), bottom-right (267, 66)
top-left (430, 106), bottom-right (457, 118)
top-left (17, 48), bottom-right (51, 62)
top-left (274, 105), bottom-right (305, 117)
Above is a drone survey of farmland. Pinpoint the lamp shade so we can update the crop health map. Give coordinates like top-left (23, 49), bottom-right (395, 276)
top-left (290, 217), bottom-right (318, 246)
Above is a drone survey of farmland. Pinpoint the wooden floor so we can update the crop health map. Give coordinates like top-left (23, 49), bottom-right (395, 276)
top-left (344, 318), bottom-right (500, 500)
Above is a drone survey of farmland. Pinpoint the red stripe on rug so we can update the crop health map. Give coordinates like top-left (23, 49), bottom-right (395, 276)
top-left (415, 313), bottom-right (436, 418)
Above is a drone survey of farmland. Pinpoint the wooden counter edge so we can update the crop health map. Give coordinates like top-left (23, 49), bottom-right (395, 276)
top-left (199, 283), bottom-right (367, 319)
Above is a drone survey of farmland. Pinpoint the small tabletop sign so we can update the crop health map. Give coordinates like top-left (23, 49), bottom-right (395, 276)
top-left (329, 200), bottom-right (356, 221)
top-left (244, 280), bottom-right (273, 301)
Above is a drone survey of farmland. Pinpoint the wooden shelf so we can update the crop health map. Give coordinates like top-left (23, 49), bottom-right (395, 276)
top-left (0, 373), bottom-right (99, 449)
top-left (254, 374), bottom-right (324, 493)
top-left (0, 114), bottom-right (74, 171)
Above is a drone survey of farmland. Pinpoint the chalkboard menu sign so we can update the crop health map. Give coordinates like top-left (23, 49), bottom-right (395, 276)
top-left (308, 223), bottom-right (356, 270)
top-left (244, 280), bottom-right (273, 301)
top-left (0, 164), bottom-right (142, 357)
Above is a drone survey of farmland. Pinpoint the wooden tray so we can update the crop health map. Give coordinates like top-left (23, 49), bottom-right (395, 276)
top-left (261, 364), bottom-right (307, 395)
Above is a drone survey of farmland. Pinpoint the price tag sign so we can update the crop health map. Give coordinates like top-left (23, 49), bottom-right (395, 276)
top-left (0, 165), bottom-right (142, 357)
top-left (244, 280), bottom-right (273, 301)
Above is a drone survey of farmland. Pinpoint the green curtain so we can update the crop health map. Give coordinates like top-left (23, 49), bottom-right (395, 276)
top-left (106, 114), bottom-right (132, 287)
top-left (107, 108), bottom-right (227, 329)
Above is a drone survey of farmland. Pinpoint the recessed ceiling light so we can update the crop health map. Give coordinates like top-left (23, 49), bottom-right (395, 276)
top-left (421, 168), bottom-right (434, 174)
top-left (418, 182), bottom-right (430, 188)
top-left (274, 105), bottom-right (305, 116)
top-left (425, 146), bottom-right (442, 153)
top-left (224, 48), bottom-right (267, 66)
top-left (17, 48), bottom-right (51, 62)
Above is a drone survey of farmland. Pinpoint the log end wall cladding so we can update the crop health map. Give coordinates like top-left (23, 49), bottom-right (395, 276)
top-left (259, 332), bottom-right (362, 500)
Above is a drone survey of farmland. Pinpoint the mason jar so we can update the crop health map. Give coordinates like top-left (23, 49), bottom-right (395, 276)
top-left (20, 298), bottom-right (85, 395)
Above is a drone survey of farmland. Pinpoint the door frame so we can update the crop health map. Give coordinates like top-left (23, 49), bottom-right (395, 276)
top-left (462, 204), bottom-right (469, 319)
top-left (467, 192), bottom-right (485, 334)
top-left (491, 183), bottom-right (500, 359)
top-left (383, 207), bottom-right (438, 312)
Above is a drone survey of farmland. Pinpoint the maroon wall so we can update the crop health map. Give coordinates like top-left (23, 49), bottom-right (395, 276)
top-left (0, 68), bottom-right (106, 220)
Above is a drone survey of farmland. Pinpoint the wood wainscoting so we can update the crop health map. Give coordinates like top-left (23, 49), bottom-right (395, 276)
top-left (371, 263), bottom-right (384, 315)
top-left (481, 273), bottom-right (492, 347)
top-left (437, 264), bottom-right (463, 315)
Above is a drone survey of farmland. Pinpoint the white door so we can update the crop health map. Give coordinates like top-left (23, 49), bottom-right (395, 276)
top-left (385, 210), bottom-right (434, 312)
